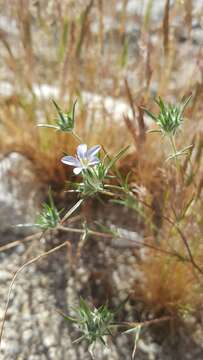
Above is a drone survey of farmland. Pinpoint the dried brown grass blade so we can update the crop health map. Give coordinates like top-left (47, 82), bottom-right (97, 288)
top-left (98, 0), bottom-right (104, 53)
top-left (123, 115), bottom-right (138, 148)
top-left (196, 177), bottom-right (203, 199)
top-left (125, 78), bottom-right (135, 118)
top-left (0, 30), bottom-right (17, 72)
top-left (136, 103), bottom-right (146, 143)
top-left (145, 37), bottom-right (152, 91)
top-left (182, 134), bottom-right (196, 174)
top-left (75, 0), bottom-right (94, 59)
top-left (184, 0), bottom-right (192, 34)
top-left (124, 79), bottom-right (146, 144)
top-left (163, 0), bottom-right (170, 57)
top-left (17, 0), bottom-right (35, 82)
top-left (143, 0), bottom-right (154, 31)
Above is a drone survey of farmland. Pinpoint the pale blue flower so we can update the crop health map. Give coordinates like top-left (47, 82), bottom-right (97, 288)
top-left (61, 144), bottom-right (101, 175)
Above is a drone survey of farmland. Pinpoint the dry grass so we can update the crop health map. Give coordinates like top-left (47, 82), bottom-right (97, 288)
top-left (0, 95), bottom-right (130, 190)
top-left (128, 128), bottom-right (203, 316)
top-left (137, 252), bottom-right (201, 315)
top-left (0, 0), bottom-right (203, 319)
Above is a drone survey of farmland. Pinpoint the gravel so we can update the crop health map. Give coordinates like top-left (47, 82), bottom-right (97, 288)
top-left (0, 229), bottom-right (203, 360)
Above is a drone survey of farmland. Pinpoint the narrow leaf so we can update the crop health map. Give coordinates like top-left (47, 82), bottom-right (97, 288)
top-left (61, 199), bottom-right (84, 223)
top-left (106, 146), bottom-right (130, 174)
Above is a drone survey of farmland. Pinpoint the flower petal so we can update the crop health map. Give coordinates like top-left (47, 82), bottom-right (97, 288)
top-left (73, 167), bottom-right (83, 175)
top-left (61, 156), bottom-right (81, 167)
top-left (88, 157), bottom-right (100, 166)
top-left (87, 145), bottom-right (101, 158)
top-left (77, 144), bottom-right (87, 159)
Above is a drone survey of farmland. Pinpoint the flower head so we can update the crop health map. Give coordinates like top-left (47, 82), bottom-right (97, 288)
top-left (61, 144), bottom-right (101, 175)
top-left (144, 95), bottom-right (192, 136)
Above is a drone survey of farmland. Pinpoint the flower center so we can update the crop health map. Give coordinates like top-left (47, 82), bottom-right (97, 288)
top-left (79, 157), bottom-right (89, 168)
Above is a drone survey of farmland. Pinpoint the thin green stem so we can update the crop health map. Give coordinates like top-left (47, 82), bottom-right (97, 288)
top-left (104, 184), bottom-right (123, 191)
top-left (58, 225), bottom-right (189, 259)
top-left (100, 190), bottom-right (118, 197)
top-left (37, 124), bottom-right (59, 130)
top-left (72, 131), bottom-right (82, 143)
top-left (169, 135), bottom-right (180, 171)
top-left (120, 315), bottom-right (172, 330)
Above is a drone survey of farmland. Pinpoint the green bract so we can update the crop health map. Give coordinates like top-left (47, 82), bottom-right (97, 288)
top-left (37, 100), bottom-right (78, 136)
top-left (145, 95), bottom-right (192, 136)
top-left (67, 146), bottom-right (130, 198)
top-left (35, 190), bottom-right (61, 230)
top-left (59, 298), bottom-right (114, 357)
top-left (52, 99), bottom-right (77, 132)
top-left (77, 163), bottom-right (107, 197)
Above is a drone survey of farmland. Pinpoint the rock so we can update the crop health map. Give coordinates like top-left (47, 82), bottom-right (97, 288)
top-left (116, 0), bottom-right (173, 22)
top-left (4, 340), bottom-right (20, 356)
top-left (0, 152), bottom-right (42, 242)
top-left (43, 335), bottom-right (56, 348)
top-left (139, 339), bottom-right (161, 358)
top-left (0, 270), bottom-right (12, 282)
top-left (22, 329), bottom-right (33, 343)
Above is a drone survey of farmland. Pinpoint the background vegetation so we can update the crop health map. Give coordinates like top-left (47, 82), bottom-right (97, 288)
top-left (0, 0), bottom-right (203, 358)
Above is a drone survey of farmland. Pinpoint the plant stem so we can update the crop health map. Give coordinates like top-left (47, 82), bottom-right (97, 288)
top-left (138, 198), bottom-right (203, 275)
top-left (58, 226), bottom-right (189, 259)
top-left (37, 124), bottom-right (59, 130)
top-left (100, 190), bottom-right (118, 197)
top-left (72, 131), bottom-right (82, 143)
top-left (169, 135), bottom-right (180, 171)
top-left (121, 315), bottom-right (172, 330)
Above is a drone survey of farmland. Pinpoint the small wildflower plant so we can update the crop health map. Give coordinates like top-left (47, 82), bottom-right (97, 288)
top-left (59, 298), bottom-right (114, 357)
top-left (64, 144), bottom-right (130, 198)
top-left (35, 99), bottom-right (199, 357)
top-left (6, 96), bottom-right (202, 360)
top-left (144, 95), bottom-right (193, 163)
top-left (52, 100), bottom-right (77, 133)
top-left (145, 95), bottom-right (192, 136)
top-left (62, 144), bottom-right (101, 175)
top-left (35, 190), bottom-right (62, 230)
top-left (38, 100), bottom-right (81, 141)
